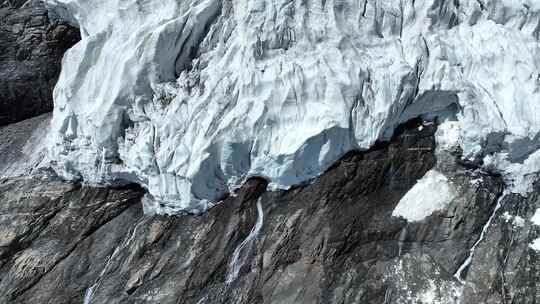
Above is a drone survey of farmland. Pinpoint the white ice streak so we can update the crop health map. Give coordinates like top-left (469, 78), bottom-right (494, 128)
top-left (531, 208), bottom-right (540, 226)
top-left (528, 209), bottom-right (540, 251)
top-left (454, 191), bottom-right (509, 282)
top-left (83, 218), bottom-right (148, 304)
top-left (226, 198), bottom-right (263, 284)
top-left (484, 150), bottom-right (540, 195)
top-left (392, 170), bottom-right (457, 222)
top-left (43, 0), bottom-right (540, 213)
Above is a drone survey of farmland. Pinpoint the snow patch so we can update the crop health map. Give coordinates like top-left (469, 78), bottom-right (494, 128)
top-left (502, 212), bottom-right (525, 228)
top-left (435, 120), bottom-right (461, 151)
top-left (484, 150), bottom-right (540, 195)
top-left (392, 170), bottom-right (457, 222)
top-left (530, 208), bottom-right (540, 226)
top-left (530, 238), bottom-right (540, 251)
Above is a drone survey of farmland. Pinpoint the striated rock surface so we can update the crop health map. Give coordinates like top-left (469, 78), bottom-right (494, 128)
top-left (2, 119), bottom-right (538, 303)
top-left (0, 0), bottom-right (79, 126)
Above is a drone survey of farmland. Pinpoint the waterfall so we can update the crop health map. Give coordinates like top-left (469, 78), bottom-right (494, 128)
top-left (82, 285), bottom-right (95, 304)
top-left (397, 227), bottom-right (407, 257)
top-left (454, 191), bottom-right (508, 282)
top-left (83, 218), bottom-right (148, 303)
top-left (99, 147), bottom-right (107, 182)
top-left (226, 198), bottom-right (264, 284)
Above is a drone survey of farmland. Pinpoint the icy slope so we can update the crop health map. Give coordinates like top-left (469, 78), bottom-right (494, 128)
top-left (44, 0), bottom-right (540, 213)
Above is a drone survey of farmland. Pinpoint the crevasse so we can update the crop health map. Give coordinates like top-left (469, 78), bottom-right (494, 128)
top-left (43, 0), bottom-right (540, 214)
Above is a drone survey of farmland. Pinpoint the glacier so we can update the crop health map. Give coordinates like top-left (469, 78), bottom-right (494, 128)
top-left (43, 0), bottom-right (540, 214)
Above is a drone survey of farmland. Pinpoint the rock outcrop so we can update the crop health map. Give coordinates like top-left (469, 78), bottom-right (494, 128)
top-left (2, 118), bottom-right (537, 303)
top-left (0, 0), bottom-right (79, 126)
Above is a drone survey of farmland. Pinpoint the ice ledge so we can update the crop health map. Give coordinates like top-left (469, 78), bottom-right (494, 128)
top-left (43, 0), bottom-right (540, 214)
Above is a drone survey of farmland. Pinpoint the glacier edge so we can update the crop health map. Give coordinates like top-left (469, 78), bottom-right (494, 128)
top-left (43, 0), bottom-right (540, 214)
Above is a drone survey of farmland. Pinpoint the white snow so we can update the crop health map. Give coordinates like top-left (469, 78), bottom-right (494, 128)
top-left (502, 212), bottom-right (525, 228)
top-left (435, 120), bottom-right (461, 151)
top-left (484, 150), bottom-right (540, 195)
top-left (392, 170), bottom-right (457, 222)
top-left (530, 238), bottom-right (540, 251)
top-left (531, 209), bottom-right (540, 226)
top-left (42, 0), bottom-right (540, 213)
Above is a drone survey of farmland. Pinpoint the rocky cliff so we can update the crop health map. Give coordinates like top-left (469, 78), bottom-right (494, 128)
top-left (1, 115), bottom-right (539, 303)
top-left (0, 0), bottom-right (79, 126)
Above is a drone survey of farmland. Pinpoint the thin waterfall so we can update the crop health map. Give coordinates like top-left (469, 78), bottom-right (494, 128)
top-left (226, 198), bottom-right (264, 284)
top-left (454, 191), bottom-right (509, 282)
top-left (83, 218), bottom-right (148, 304)
top-left (99, 147), bottom-right (107, 182)
top-left (397, 227), bottom-right (407, 257)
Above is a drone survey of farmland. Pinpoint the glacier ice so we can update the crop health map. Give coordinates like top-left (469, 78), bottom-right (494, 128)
top-left (43, 0), bottom-right (540, 213)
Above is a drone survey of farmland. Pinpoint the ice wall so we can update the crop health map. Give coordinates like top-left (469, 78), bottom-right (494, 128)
top-left (44, 0), bottom-right (540, 214)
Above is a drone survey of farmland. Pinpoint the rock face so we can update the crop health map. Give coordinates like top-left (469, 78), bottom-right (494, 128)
top-left (0, 0), bottom-right (79, 126)
top-left (2, 119), bottom-right (538, 303)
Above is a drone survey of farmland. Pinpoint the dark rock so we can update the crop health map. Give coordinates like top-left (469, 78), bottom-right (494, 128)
top-left (0, 113), bottom-right (50, 177)
top-left (1, 120), bottom-right (530, 303)
top-left (462, 189), bottom-right (540, 303)
top-left (0, 0), bottom-right (79, 126)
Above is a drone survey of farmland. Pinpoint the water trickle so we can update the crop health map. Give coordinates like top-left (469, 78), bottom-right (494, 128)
top-left (454, 191), bottom-right (509, 282)
top-left (82, 218), bottom-right (148, 303)
top-left (99, 147), bottom-right (107, 182)
top-left (226, 198), bottom-right (264, 284)
top-left (397, 227), bottom-right (407, 257)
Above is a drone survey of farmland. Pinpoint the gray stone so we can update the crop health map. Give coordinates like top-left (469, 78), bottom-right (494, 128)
top-left (0, 0), bottom-right (79, 126)
top-left (1, 120), bottom-right (535, 303)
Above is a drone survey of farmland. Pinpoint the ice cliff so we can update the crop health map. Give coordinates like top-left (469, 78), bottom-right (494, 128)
top-left (43, 0), bottom-right (540, 214)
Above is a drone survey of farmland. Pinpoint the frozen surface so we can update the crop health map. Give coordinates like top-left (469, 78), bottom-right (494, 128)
top-left (43, 0), bottom-right (540, 213)
top-left (529, 209), bottom-right (540, 250)
top-left (530, 238), bottom-right (540, 251)
top-left (502, 212), bottom-right (525, 228)
top-left (392, 170), bottom-right (457, 222)
top-left (484, 150), bottom-right (540, 195)
top-left (435, 120), bottom-right (461, 151)
top-left (531, 208), bottom-right (540, 226)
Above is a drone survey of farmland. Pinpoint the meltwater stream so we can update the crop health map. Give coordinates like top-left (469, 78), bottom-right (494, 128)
top-left (226, 198), bottom-right (264, 284)
top-left (83, 218), bottom-right (148, 304)
top-left (454, 191), bottom-right (509, 282)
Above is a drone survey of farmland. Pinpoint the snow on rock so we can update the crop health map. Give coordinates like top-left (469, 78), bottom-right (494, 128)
top-left (530, 238), bottom-right (540, 251)
top-left (531, 208), bottom-right (540, 225)
top-left (392, 170), bottom-right (457, 222)
top-left (502, 212), bottom-right (525, 228)
top-left (42, 0), bottom-right (540, 213)
top-left (435, 120), bottom-right (461, 151)
top-left (484, 150), bottom-right (540, 195)
top-left (526, 209), bottom-right (540, 251)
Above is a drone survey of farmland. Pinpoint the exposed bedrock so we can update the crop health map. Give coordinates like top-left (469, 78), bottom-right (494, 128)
top-left (0, 0), bottom-right (79, 126)
top-left (2, 120), bottom-right (537, 303)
